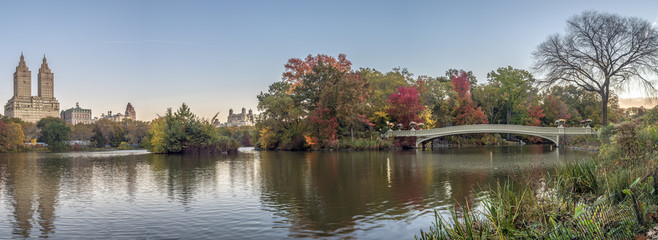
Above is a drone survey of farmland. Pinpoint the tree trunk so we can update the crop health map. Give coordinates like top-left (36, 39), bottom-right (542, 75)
top-left (601, 89), bottom-right (609, 126)
top-left (506, 107), bottom-right (511, 124)
top-left (506, 106), bottom-right (512, 140)
top-left (350, 127), bottom-right (354, 141)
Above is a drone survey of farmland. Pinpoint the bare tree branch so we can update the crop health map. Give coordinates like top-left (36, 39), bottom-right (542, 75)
top-left (533, 11), bottom-right (658, 125)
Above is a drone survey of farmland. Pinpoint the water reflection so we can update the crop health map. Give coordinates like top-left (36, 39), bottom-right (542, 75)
top-left (1, 152), bottom-right (60, 238)
top-left (0, 146), bottom-right (593, 239)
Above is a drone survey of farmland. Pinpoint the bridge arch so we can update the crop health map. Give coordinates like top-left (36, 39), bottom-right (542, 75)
top-left (415, 131), bottom-right (558, 148)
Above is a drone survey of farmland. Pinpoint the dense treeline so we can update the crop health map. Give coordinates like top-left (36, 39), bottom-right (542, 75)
top-left (217, 125), bottom-right (257, 147)
top-left (0, 114), bottom-right (150, 152)
top-left (255, 54), bottom-right (628, 150)
top-left (0, 104), bottom-right (251, 153)
top-left (145, 103), bottom-right (239, 154)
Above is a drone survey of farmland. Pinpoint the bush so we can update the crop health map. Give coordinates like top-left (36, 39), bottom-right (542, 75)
top-left (597, 124), bottom-right (616, 144)
top-left (117, 142), bottom-right (132, 150)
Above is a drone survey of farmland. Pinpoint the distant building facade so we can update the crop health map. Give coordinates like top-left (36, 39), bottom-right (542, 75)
top-left (226, 107), bottom-right (254, 127)
top-left (4, 53), bottom-right (60, 122)
top-left (101, 103), bottom-right (137, 122)
top-left (61, 102), bottom-right (93, 125)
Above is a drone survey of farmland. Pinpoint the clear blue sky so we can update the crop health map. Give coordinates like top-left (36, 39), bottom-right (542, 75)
top-left (1, 1), bottom-right (657, 121)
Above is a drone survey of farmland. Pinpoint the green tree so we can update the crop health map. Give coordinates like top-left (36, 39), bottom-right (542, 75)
top-left (472, 83), bottom-right (505, 124)
top-left (416, 75), bottom-right (456, 127)
top-left (256, 81), bottom-right (307, 150)
top-left (37, 117), bottom-right (70, 151)
top-left (145, 103), bottom-right (238, 154)
top-left (486, 66), bottom-right (535, 125)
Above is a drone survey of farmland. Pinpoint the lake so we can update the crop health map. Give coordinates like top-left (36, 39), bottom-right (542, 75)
top-left (0, 146), bottom-right (593, 239)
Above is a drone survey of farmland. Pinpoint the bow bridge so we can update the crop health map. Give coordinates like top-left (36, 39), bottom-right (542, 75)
top-left (382, 124), bottom-right (596, 148)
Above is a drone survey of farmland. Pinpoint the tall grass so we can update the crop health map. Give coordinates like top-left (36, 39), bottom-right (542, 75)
top-left (337, 138), bottom-right (393, 150)
top-left (415, 122), bottom-right (658, 239)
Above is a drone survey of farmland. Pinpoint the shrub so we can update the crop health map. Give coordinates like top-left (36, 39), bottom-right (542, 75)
top-left (117, 142), bottom-right (132, 150)
top-left (597, 124), bottom-right (616, 144)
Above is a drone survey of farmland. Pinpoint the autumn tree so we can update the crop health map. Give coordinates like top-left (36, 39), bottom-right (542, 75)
top-left (543, 85), bottom-right (624, 126)
top-left (122, 119), bottom-right (150, 145)
top-left (526, 105), bottom-right (546, 126)
top-left (451, 71), bottom-right (488, 125)
top-left (446, 69), bottom-right (478, 85)
top-left (283, 54), bottom-right (352, 92)
top-left (260, 54), bottom-right (370, 149)
top-left (0, 121), bottom-right (25, 152)
top-left (92, 119), bottom-right (125, 147)
top-left (534, 11), bottom-right (658, 125)
top-left (387, 86), bottom-right (424, 129)
top-left (359, 67), bottom-right (413, 130)
top-left (21, 122), bottom-right (39, 142)
top-left (71, 123), bottom-right (94, 141)
top-left (541, 94), bottom-right (572, 126)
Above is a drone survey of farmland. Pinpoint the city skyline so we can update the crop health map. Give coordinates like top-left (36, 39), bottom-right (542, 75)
top-left (1, 1), bottom-right (657, 121)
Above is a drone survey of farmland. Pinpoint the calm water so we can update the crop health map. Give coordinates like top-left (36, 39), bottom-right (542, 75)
top-left (0, 146), bottom-right (593, 239)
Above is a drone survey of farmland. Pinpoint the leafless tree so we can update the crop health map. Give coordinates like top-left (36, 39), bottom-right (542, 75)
top-left (533, 11), bottom-right (658, 125)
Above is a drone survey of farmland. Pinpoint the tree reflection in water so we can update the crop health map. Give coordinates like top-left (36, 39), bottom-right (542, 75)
top-left (0, 146), bottom-right (591, 239)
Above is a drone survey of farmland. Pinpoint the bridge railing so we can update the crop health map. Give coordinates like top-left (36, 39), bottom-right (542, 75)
top-left (384, 124), bottom-right (595, 137)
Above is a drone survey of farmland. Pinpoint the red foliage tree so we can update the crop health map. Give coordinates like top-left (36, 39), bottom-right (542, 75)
top-left (542, 94), bottom-right (571, 125)
top-left (525, 105), bottom-right (547, 143)
top-left (526, 105), bottom-right (546, 126)
top-left (452, 71), bottom-right (488, 125)
top-left (452, 71), bottom-right (472, 99)
top-left (307, 105), bottom-right (339, 149)
top-left (387, 86), bottom-right (424, 129)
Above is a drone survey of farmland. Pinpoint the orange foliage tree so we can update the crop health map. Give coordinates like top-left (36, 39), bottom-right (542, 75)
top-left (283, 54), bottom-right (352, 92)
top-left (278, 54), bottom-right (370, 149)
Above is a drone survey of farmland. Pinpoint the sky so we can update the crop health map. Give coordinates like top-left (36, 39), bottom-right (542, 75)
top-left (1, 1), bottom-right (657, 121)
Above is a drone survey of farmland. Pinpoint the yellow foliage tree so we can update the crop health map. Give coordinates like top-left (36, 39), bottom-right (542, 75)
top-left (147, 117), bottom-right (167, 153)
top-left (0, 122), bottom-right (25, 152)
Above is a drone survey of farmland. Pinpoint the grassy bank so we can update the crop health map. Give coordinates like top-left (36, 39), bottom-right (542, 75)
top-left (416, 121), bottom-right (658, 239)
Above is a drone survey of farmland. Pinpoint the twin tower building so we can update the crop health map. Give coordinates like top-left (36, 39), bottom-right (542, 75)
top-left (4, 53), bottom-right (60, 122)
top-left (4, 53), bottom-right (136, 124)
